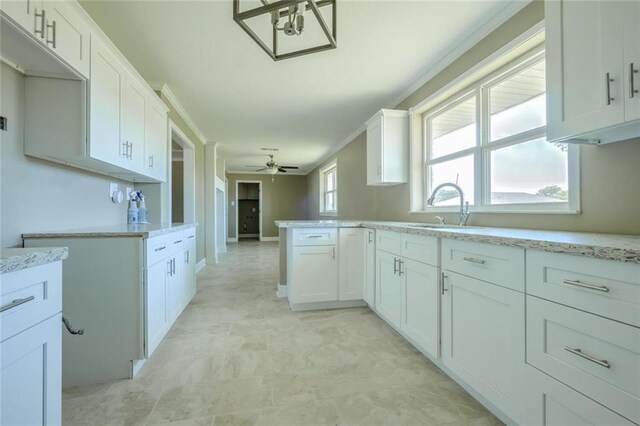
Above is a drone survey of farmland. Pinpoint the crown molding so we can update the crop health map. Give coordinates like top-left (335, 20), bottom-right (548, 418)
top-left (305, 0), bottom-right (531, 176)
top-left (148, 81), bottom-right (209, 146)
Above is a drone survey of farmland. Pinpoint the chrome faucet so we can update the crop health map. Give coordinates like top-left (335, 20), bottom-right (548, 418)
top-left (427, 182), bottom-right (470, 226)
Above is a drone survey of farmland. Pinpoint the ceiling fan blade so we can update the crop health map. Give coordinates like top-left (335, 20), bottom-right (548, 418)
top-left (277, 167), bottom-right (288, 173)
top-left (256, 167), bottom-right (268, 171)
top-left (280, 166), bottom-right (299, 169)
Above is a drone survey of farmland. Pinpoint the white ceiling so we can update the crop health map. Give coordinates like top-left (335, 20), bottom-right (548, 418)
top-left (79, 0), bottom-right (529, 174)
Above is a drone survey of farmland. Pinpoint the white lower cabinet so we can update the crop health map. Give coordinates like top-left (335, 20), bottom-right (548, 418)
top-left (338, 228), bottom-right (365, 301)
top-left (401, 259), bottom-right (439, 357)
top-left (375, 249), bottom-right (402, 327)
top-left (145, 259), bottom-right (169, 357)
top-left (290, 245), bottom-right (338, 304)
top-left (523, 365), bottom-right (635, 426)
top-left (288, 228), bottom-right (366, 310)
top-left (363, 229), bottom-right (376, 306)
top-left (1, 313), bottom-right (62, 426)
top-left (441, 271), bottom-right (525, 423)
top-left (1, 258), bottom-right (64, 426)
top-left (183, 233), bottom-right (197, 305)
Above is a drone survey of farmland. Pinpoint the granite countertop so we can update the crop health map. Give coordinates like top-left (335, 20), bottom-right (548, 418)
top-left (0, 247), bottom-right (69, 274)
top-left (22, 223), bottom-right (196, 239)
top-left (275, 220), bottom-right (640, 264)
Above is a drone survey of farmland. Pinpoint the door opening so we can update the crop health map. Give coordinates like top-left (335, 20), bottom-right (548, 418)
top-left (171, 141), bottom-right (184, 222)
top-left (236, 181), bottom-right (261, 240)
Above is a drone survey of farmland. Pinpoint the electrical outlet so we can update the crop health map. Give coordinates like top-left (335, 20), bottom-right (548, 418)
top-left (109, 182), bottom-right (118, 197)
top-left (126, 187), bottom-right (132, 198)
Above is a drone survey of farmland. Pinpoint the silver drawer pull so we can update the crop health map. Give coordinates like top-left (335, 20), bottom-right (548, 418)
top-left (187, 235), bottom-right (195, 239)
top-left (0, 296), bottom-right (35, 313)
top-left (306, 235), bottom-right (323, 238)
top-left (564, 347), bottom-right (610, 369)
top-left (562, 279), bottom-right (609, 293)
top-left (174, 240), bottom-right (183, 244)
top-left (154, 246), bottom-right (166, 252)
top-left (463, 257), bottom-right (485, 265)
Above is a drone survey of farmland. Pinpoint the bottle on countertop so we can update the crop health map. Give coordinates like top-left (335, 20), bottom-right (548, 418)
top-left (137, 192), bottom-right (147, 224)
top-left (128, 193), bottom-right (139, 224)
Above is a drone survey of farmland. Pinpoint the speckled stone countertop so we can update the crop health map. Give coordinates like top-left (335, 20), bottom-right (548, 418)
top-left (0, 247), bottom-right (69, 274)
top-left (275, 220), bottom-right (640, 264)
top-left (22, 223), bottom-right (196, 240)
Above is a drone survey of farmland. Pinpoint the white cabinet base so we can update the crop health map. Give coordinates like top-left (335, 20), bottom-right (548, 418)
top-left (289, 299), bottom-right (367, 312)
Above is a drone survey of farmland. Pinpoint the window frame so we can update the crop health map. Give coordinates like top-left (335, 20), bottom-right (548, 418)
top-left (319, 159), bottom-right (338, 216)
top-left (421, 46), bottom-right (580, 214)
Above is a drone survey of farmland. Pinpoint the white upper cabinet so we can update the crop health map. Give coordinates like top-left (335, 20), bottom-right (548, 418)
top-left (366, 109), bottom-right (409, 186)
top-left (1, 0), bottom-right (89, 77)
top-left (623, 1), bottom-right (640, 122)
top-left (88, 35), bottom-right (126, 168)
top-left (42, 0), bottom-right (89, 76)
top-left (546, 0), bottom-right (640, 145)
top-left (123, 74), bottom-right (147, 173)
top-left (144, 99), bottom-right (168, 181)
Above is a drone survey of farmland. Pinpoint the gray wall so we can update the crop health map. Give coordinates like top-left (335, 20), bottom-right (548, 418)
top-left (306, 2), bottom-right (640, 235)
top-left (227, 173), bottom-right (308, 239)
top-left (1, 63), bottom-right (130, 248)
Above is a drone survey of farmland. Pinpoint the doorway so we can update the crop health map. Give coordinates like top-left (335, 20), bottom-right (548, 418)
top-left (168, 121), bottom-right (196, 225)
top-left (236, 181), bottom-right (262, 240)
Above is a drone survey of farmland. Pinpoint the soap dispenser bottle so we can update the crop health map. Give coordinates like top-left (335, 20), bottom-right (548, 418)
top-left (137, 192), bottom-right (147, 223)
top-left (128, 193), bottom-right (139, 224)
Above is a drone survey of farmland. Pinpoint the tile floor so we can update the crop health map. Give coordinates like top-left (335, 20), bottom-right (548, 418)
top-left (62, 241), bottom-right (503, 426)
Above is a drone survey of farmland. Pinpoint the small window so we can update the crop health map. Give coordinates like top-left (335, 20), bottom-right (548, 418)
top-left (319, 160), bottom-right (337, 215)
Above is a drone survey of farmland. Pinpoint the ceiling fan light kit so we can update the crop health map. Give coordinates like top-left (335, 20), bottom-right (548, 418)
top-left (233, 0), bottom-right (337, 61)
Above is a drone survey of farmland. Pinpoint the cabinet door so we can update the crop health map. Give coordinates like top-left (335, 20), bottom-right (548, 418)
top-left (546, 0), bottom-right (625, 141)
top-left (182, 239), bottom-right (196, 305)
top-left (522, 365), bottom-right (635, 426)
top-left (247, 184), bottom-right (259, 200)
top-left (290, 245), bottom-right (338, 304)
top-left (366, 120), bottom-right (382, 185)
top-left (43, 0), bottom-right (89, 77)
top-left (123, 75), bottom-right (146, 173)
top-left (237, 182), bottom-right (247, 200)
top-left (144, 100), bottom-right (168, 182)
top-left (338, 228), bottom-right (365, 301)
top-left (401, 259), bottom-right (439, 358)
top-left (88, 36), bottom-right (125, 167)
top-left (624, 1), bottom-right (640, 121)
top-left (168, 255), bottom-right (183, 322)
top-left (1, 313), bottom-right (61, 426)
top-left (375, 250), bottom-right (402, 328)
top-left (441, 272), bottom-right (525, 423)
top-left (145, 260), bottom-right (168, 356)
top-left (1, 0), bottom-right (44, 39)
top-left (363, 229), bottom-right (376, 306)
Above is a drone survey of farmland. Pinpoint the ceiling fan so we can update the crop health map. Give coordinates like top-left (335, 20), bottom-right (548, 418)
top-left (253, 155), bottom-right (299, 175)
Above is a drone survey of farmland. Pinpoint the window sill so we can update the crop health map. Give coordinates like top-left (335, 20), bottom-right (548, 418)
top-left (320, 211), bottom-right (338, 217)
top-left (410, 206), bottom-right (581, 215)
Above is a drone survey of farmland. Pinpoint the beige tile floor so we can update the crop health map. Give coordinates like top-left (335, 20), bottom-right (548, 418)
top-left (62, 241), bottom-right (503, 426)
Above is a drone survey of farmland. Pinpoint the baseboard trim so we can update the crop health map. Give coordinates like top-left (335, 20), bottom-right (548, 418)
top-left (227, 238), bottom-right (238, 243)
top-left (195, 259), bottom-right (206, 273)
top-left (260, 237), bottom-right (279, 242)
top-left (276, 283), bottom-right (287, 298)
top-left (289, 300), bottom-right (367, 312)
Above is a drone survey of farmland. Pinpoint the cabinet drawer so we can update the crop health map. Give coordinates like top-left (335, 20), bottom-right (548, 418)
top-left (523, 364), bottom-right (635, 426)
top-left (145, 236), bottom-right (169, 267)
top-left (1, 261), bottom-right (62, 341)
top-left (184, 227), bottom-right (196, 241)
top-left (442, 239), bottom-right (524, 292)
top-left (292, 228), bottom-right (337, 246)
top-left (168, 231), bottom-right (185, 253)
top-left (400, 234), bottom-right (438, 266)
top-left (527, 250), bottom-right (640, 327)
top-left (376, 230), bottom-right (402, 255)
top-left (527, 296), bottom-right (640, 424)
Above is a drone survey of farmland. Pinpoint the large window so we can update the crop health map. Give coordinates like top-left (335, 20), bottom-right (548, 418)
top-left (423, 48), bottom-right (578, 212)
top-left (319, 160), bottom-right (337, 215)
